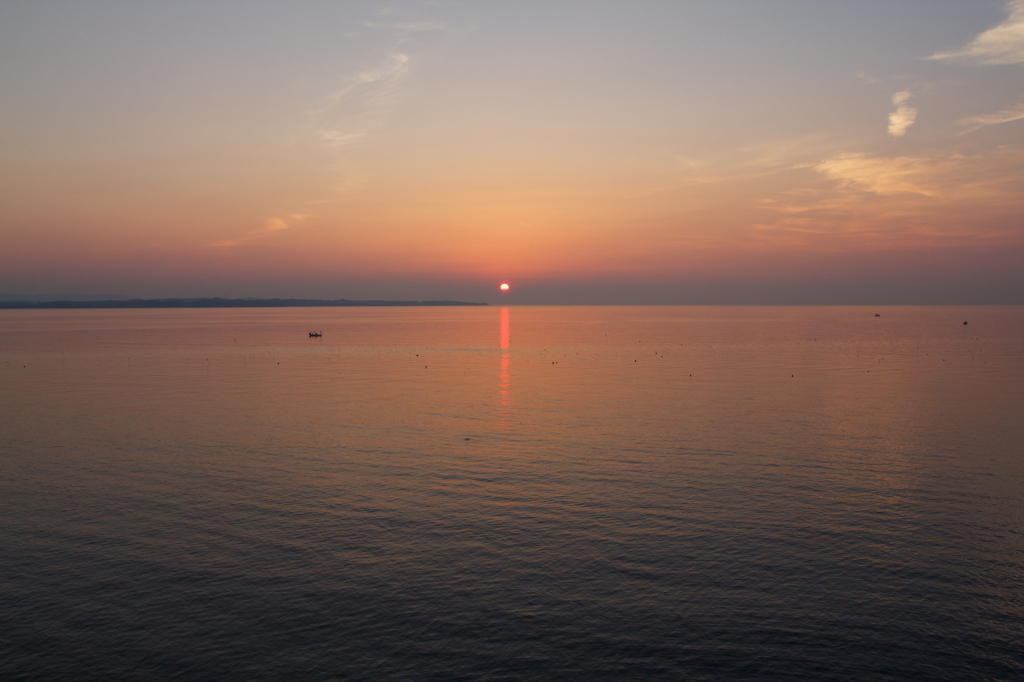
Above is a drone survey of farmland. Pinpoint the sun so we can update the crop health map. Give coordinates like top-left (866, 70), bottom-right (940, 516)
top-left (499, 283), bottom-right (510, 292)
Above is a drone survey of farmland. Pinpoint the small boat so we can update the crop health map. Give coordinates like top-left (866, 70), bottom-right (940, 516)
top-left (309, 331), bottom-right (322, 337)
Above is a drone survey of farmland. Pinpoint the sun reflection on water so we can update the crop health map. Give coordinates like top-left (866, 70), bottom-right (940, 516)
top-left (498, 307), bottom-right (511, 428)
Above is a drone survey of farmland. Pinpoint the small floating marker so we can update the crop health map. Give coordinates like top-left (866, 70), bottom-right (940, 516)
top-left (464, 437), bottom-right (470, 440)
top-left (875, 314), bottom-right (880, 317)
top-left (964, 321), bottom-right (968, 325)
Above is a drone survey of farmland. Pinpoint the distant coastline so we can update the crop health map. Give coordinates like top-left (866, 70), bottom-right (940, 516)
top-left (0, 298), bottom-right (488, 309)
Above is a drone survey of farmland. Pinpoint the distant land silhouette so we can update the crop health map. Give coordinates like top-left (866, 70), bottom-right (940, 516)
top-left (0, 298), bottom-right (488, 309)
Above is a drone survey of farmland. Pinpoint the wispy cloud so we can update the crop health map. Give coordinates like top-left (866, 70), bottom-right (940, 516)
top-left (361, 20), bottom-right (445, 32)
top-left (213, 48), bottom-right (417, 248)
top-left (318, 130), bottom-right (368, 146)
top-left (226, 46), bottom-right (420, 250)
top-left (929, 0), bottom-right (1024, 65)
top-left (887, 91), bottom-right (917, 137)
top-left (816, 152), bottom-right (938, 196)
top-left (324, 52), bottom-right (409, 105)
top-left (208, 214), bottom-right (310, 247)
top-left (313, 52), bottom-right (411, 146)
top-left (960, 101), bottom-right (1024, 132)
top-left (749, 147), bottom-right (1024, 248)
top-left (817, 147), bottom-right (1024, 200)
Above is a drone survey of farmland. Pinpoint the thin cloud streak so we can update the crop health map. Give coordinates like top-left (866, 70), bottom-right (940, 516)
top-left (228, 48), bottom-right (418, 252)
top-left (748, 146), bottom-right (1024, 250)
top-left (360, 20), bottom-right (445, 32)
top-left (220, 50), bottom-right (416, 249)
top-left (207, 215), bottom-right (310, 248)
top-left (816, 152), bottom-right (936, 196)
top-left (324, 53), bottom-right (410, 105)
top-left (929, 0), bottom-right (1024, 65)
top-left (960, 101), bottom-right (1024, 132)
top-left (314, 52), bottom-right (410, 146)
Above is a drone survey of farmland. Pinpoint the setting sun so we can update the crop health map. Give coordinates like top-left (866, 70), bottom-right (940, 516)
top-left (500, 283), bottom-right (510, 292)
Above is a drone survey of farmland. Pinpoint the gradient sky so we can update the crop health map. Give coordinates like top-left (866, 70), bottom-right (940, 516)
top-left (2, 1), bottom-right (1024, 303)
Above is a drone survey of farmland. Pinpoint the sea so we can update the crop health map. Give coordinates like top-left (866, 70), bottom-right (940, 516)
top-left (1, 305), bottom-right (1022, 681)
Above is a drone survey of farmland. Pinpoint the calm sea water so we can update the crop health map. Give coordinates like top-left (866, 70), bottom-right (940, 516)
top-left (1, 306), bottom-right (1022, 681)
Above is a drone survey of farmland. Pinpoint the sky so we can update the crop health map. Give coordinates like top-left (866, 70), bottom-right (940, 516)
top-left (2, 0), bottom-right (1023, 304)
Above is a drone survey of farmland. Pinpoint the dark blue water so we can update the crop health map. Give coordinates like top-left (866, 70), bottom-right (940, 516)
top-left (2, 306), bottom-right (1022, 680)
